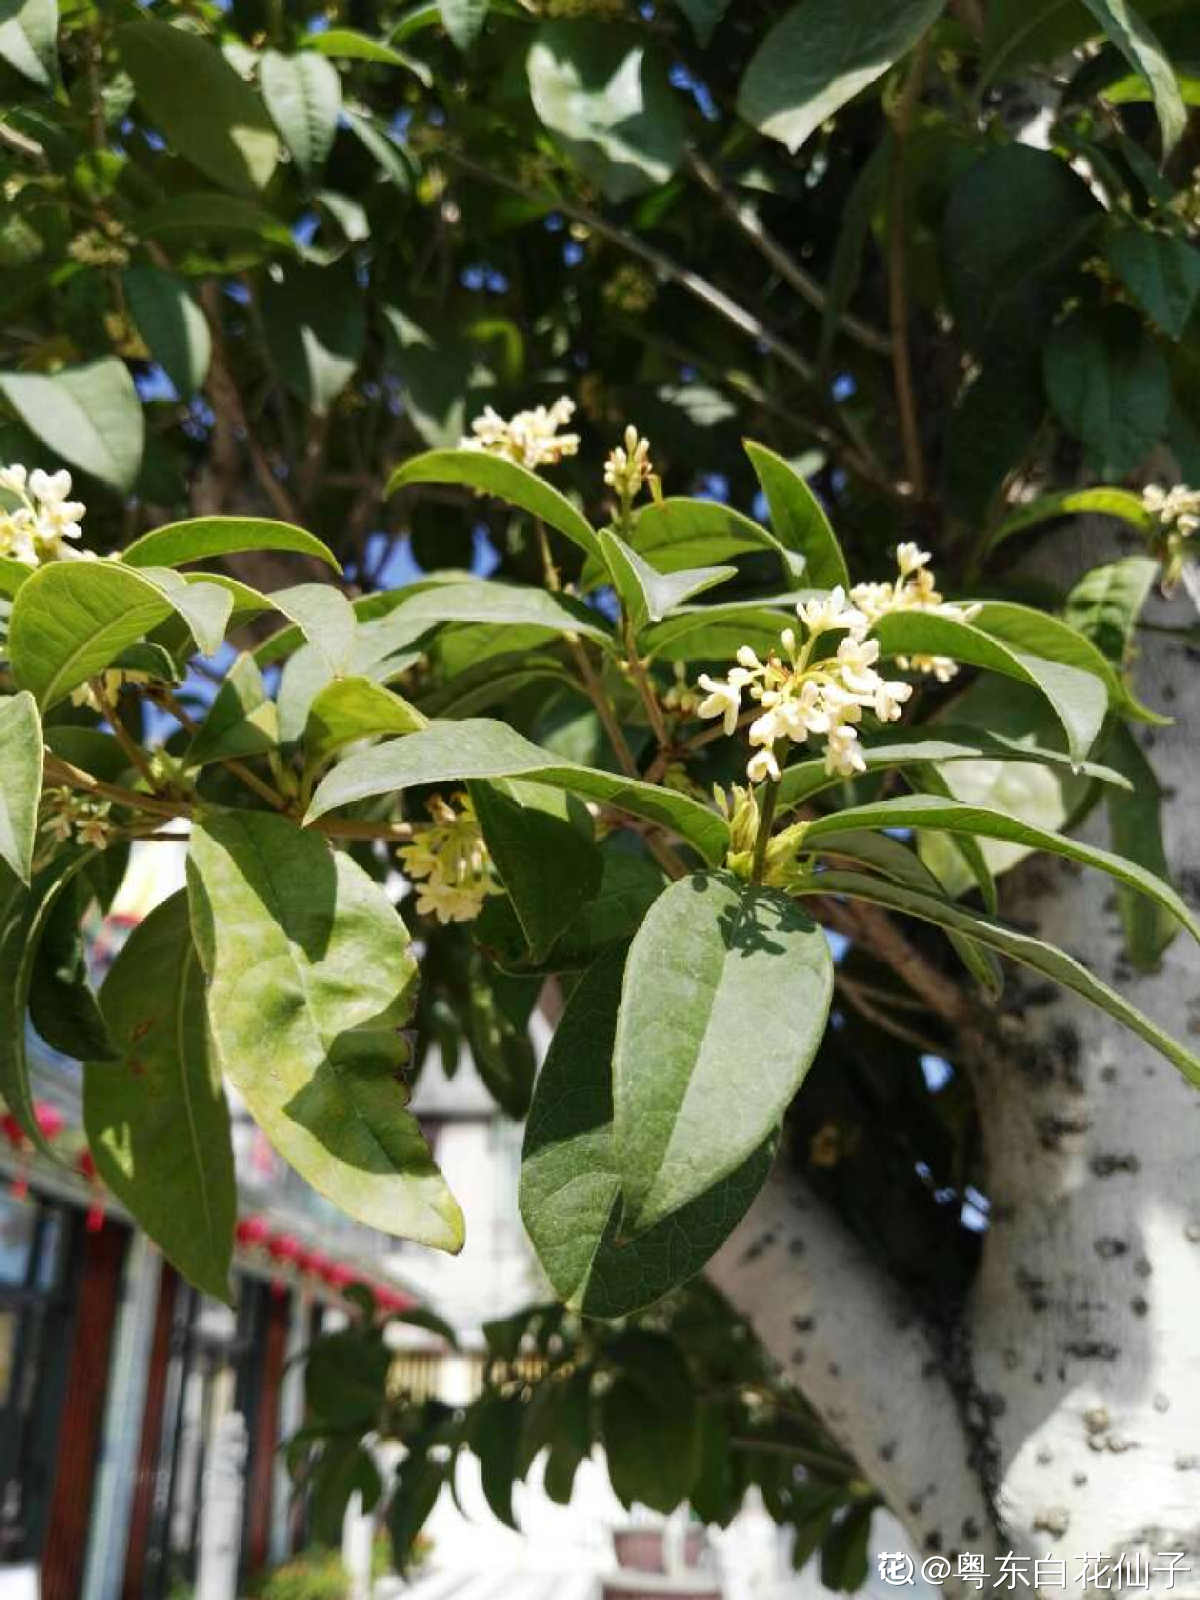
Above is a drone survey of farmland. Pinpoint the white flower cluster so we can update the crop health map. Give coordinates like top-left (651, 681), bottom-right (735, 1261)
top-left (40, 787), bottom-right (114, 850)
top-left (398, 793), bottom-right (499, 924)
top-left (603, 424), bottom-right (653, 505)
top-left (0, 466), bottom-right (87, 565)
top-left (461, 398), bottom-right (580, 470)
top-left (696, 545), bottom-right (973, 783)
top-left (1142, 483), bottom-right (1200, 539)
top-left (849, 542), bottom-right (980, 683)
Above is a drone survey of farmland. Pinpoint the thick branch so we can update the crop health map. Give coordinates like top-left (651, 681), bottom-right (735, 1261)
top-left (708, 1167), bottom-right (1000, 1561)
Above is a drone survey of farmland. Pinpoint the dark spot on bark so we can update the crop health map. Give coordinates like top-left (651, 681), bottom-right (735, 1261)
top-left (1093, 1236), bottom-right (1128, 1259)
top-left (1090, 1152), bottom-right (1141, 1177)
top-left (827, 1362), bottom-right (840, 1378)
top-left (1038, 1113), bottom-right (1091, 1148)
top-left (791, 1348), bottom-right (806, 1366)
top-left (1002, 1348), bottom-right (1019, 1370)
top-left (1033, 1370), bottom-right (1044, 1384)
top-left (792, 1314), bottom-right (814, 1333)
top-left (788, 1237), bottom-right (805, 1256)
top-left (880, 1440), bottom-right (897, 1462)
top-left (1072, 1472), bottom-right (1088, 1487)
top-left (1134, 1255), bottom-right (1152, 1277)
top-left (1063, 1340), bottom-right (1120, 1361)
top-left (922, 1359), bottom-right (939, 1379)
top-left (909, 1497), bottom-right (924, 1516)
top-left (1100, 1065), bottom-right (1118, 1083)
top-left (1131, 1296), bottom-right (1149, 1317)
top-left (924, 1531), bottom-right (942, 1553)
top-left (962, 1518), bottom-right (980, 1541)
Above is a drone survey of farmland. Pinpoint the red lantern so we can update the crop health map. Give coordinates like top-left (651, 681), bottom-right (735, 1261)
top-left (33, 1102), bottom-right (64, 1143)
top-left (235, 1215), bottom-right (270, 1247)
top-left (267, 1233), bottom-right (301, 1265)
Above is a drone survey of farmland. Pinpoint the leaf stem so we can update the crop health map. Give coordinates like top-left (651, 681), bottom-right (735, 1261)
top-left (750, 771), bottom-right (781, 884)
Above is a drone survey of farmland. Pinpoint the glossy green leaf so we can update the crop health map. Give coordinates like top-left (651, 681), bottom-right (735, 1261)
top-left (117, 20), bottom-right (279, 193)
top-left (186, 652), bottom-right (278, 766)
top-left (870, 611), bottom-right (1108, 762)
top-left (986, 486), bottom-right (1152, 552)
top-left (598, 529), bottom-right (734, 628)
top-left (310, 1441), bottom-right (382, 1545)
top-left (28, 878), bottom-right (115, 1060)
top-left (262, 263), bottom-right (365, 415)
top-left (601, 1331), bottom-right (700, 1511)
top-left (526, 22), bottom-right (687, 201)
top-left (0, 853), bottom-right (92, 1150)
top-left (1063, 554), bottom-right (1160, 667)
top-left (0, 0), bottom-right (57, 87)
top-left (744, 441), bottom-right (849, 588)
top-left (593, 497), bottom-right (796, 584)
top-left (122, 266), bottom-right (212, 397)
top-left (84, 892), bottom-right (236, 1301)
top-left (389, 1306), bottom-right (460, 1346)
top-left (139, 192), bottom-right (295, 248)
top-left (1103, 722), bottom-right (1178, 970)
top-left (260, 49), bottom-right (341, 179)
top-left (303, 26), bottom-right (431, 84)
top-left (387, 449), bottom-right (600, 559)
top-left (372, 577), bottom-right (612, 646)
top-left (9, 561), bottom-right (233, 707)
top-left (440, 0), bottom-right (487, 49)
top-left (0, 691), bottom-right (41, 883)
top-left (1044, 305), bottom-right (1170, 478)
top-left (613, 872), bottom-right (833, 1231)
top-left (306, 1326), bottom-right (391, 1426)
top-left (0, 359), bottom-right (144, 493)
top-left (470, 779), bottom-right (602, 961)
top-left (1105, 227), bottom-right (1200, 341)
top-left (970, 598), bottom-right (1141, 719)
top-left (187, 809), bottom-right (463, 1249)
top-left (520, 947), bottom-right (776, 1316)
top-left (641, 604), bottom-right (796, 664)
top-left (0, 558), bottom-right (32, 599)
top-left (775, 726), bottom-right (1130, 816)
top-left (737, 0), bottom-right (945, 154)
top-left (342, 107), bottom-right (414, 189)
top-left (122, 515), bottom-right (339, 573)
top-left (1080, 0), bottom-right (1185, 154)
top-left (806, 792), bottom-right (1199, 943)
top-left (794, 869), bottom-right (1200, 1086)
top-left (821, 1502), bottom-right (874, 1592)
top-left (270, 582), bottom-right (358, 675)
top-left (305, 718), bottom-right (729, 864)
top-left (304, 677), bottom-right (426, 767)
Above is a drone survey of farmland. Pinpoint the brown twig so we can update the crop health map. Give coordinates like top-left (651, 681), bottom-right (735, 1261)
top-left (91, 678), bottom-right (162, 793)
top-left (836, 973), bottom-right (949, 1056)
top-left (887, 40), bottom-right (931, 500)
top-left (43, 754), bottom-right (190, 819)
top-left (152, 689), bottom-right (289, 812)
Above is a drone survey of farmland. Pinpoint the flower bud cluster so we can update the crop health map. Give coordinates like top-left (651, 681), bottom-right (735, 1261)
top-left (40, 787), bottom-right (114, 850)
top-left (398, 793), bottom-right (499, 924)
top-left (848, 542), bottom-right (980, 683)
top-left (461, 398), bottom-right (580, 469)
top-left (603, 425), bottom-right (654, 507)
top-left (1142, 482), bottom-right (1200, 538)
top-left (0, 466), bottom-right (87, 565)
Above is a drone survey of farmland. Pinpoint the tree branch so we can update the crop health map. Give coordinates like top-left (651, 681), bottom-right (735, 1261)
top-left (887, 40), bottom-right (931, 500)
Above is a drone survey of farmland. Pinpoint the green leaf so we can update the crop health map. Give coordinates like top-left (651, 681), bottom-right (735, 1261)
top-left (870, 611), bottom-right (1108, 762)
top-left (775, 726), bottom-right (1130, 816)
top-left (601, 1331), bottom-right (700, 1512)
top-left (592, 497), bottom-right (795, 583)
top-left (905, 763), bottom-right (998, 913)
top-left (597, 529), bottom-right (734, 628)
top-left (1044, 305), bottom-right (1170, 478)
top-left (821, 1503), bottom-right (874, 1592)
top-left (0, 0), bottom-right (58, 87)
top-left (260, 50), bottom-right (340, 180)
top-left (270, 582), bottom-right (358, 675)
top-left (744, 441), bottom-right (849, 588)
top-left (0, 691), bottom-right (41, 883)
top-left (186, 652), bottom-right (278, 767)
top-left (969, 598), bottom-right (1140, 720)
top-left (9, 561), bottom-right (233, 708)
top-left (641, 604), bottom-right (798, 664)
top-left (986, 487), bottom-right (1152, 552)
top-left (440, 0), bottom-right (487, 49)
top-left (794, 868), bottom-right (1200, 1086)
top-left (1063, 555), bottom-right (1160, 668)
top-left (307, 1326), bottom-right (391, 1426)
top-left (389, 1305), bottom-right (459, 1346)
top-left (139, 192), bottom-right (294, 249)
top-left (388, 1451), bottom-right (447, 1572)
top-left (310, 1441), bottom-right (382, 1545)
top-left (372, 577), bottom-right (612, 646)
top-left (305, 718), bottom-right (730, 864)
top-left (943, 145), bottom-right (1100, 356)
top-left (1080, 0), bottom-right (1185, 154)
top-left (262, 263), bottom-right (365, 416)
top-left (304, 26), bottom-right (431, 85)
top-left (122, 266), bottom-right (211, 398)
top-left (469, 1394), bottom-right (523, 1528)
top-left (614, 872), bottom-right (833, 1231)
top-left (0, 853), bottom-right (92, 1150)
top-left (187, 810), bottom-right (463, 1249)
top-left (520, 947), bottom-right (776, 1317)
top-left (805, 792), bottom-right (1199, 944)
top-left (737, 0), bottom-right (945, 154)
top-left (304, 677), bottom-right (426, 768)
top-left (342, 107), bottom-right (414, 189)
top-left (526, 22), bottom-right (687, 201)
top-left (673, 0), bottom-right (730, 45)
top-left (121, 514), bottom-right (339, 573)
top-left (1103, 722), bottom-right (1178, 970)
top-left (84, 892), bottom-right (236, 1301)
top-left (387, 449), bottom-right (600, 560)
top-left (0, 359), bottom-right (144, 492)
top-left (116, 20), bottom-right (279, 193)
top-left (28, 878), bottom-right (115, 1060)
top-left (0, 558), bottom-right (32, 599)
top-left (470, 779), bottom-right (602, 962)
top-left (1105, 228), bottom-right (1200, 341)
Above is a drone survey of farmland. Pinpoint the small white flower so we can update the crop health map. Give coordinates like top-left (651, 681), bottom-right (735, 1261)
top-left (747, 745), bottom-right (781, 783)
top-left (796, 585), bottom-right (868, 639)
top-left (824, 721), bottom-right (866, 777)
top-left (896, 542), bottom-right (931, 577)
top-left (0, 464), bottom-right (27, 495)
top-left (28, 467), bottom-right (73, 503)
top-left (696, 674), bottom-right (743, 736)
top-left (460, 397), bottom-right (580, 470)
top-left (603, 424), bottom-right (654, 504)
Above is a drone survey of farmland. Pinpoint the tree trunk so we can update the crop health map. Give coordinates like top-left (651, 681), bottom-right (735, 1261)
top-left (711, 571), bottom-right (1200, 1592)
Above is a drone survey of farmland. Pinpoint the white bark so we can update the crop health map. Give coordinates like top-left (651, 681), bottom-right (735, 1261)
top-left (711, 550), bottom-right (1200, 1590)
top-left (708, 1170), bottom-right (999, 1564)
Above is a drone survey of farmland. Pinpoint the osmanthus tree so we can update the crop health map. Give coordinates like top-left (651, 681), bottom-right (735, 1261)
top-left (2, 0), bottom-right (1200, 1588)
